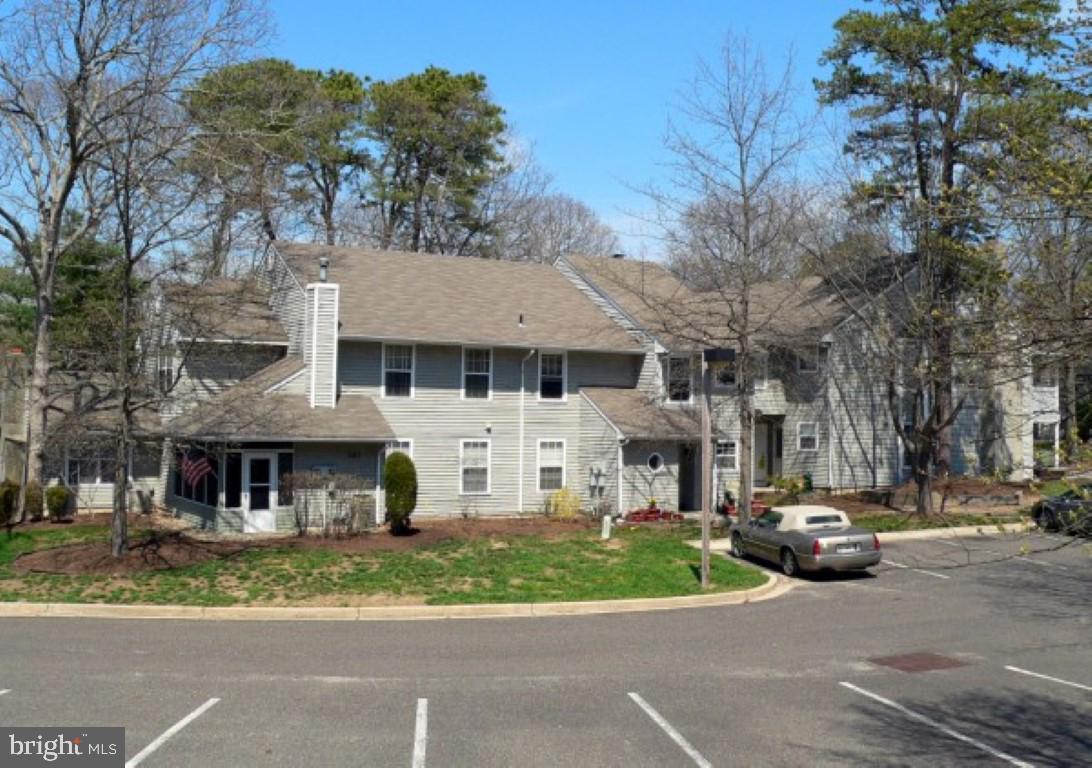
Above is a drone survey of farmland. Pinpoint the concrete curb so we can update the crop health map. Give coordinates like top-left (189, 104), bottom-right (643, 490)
top-left (0, 572), bottom-right (790, 622)
top-left (875, 522), bottom-right (1030, 542)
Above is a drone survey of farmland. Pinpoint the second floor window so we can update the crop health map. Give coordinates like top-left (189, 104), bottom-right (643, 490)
top-left (384, 344), bottom-right (413, 397)
top-left (157, 353), bottom-right (174, 394)
top-left (463, 348), bottom-right (492, 399)
top-left (1032, 358), bottom-right (1057, 388)
top-left (668, 356), bottom-right (692, 402)
top-left (539, 352), bottom-right (565, 400)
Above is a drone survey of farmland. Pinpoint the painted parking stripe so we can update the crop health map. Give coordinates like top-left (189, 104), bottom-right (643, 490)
top-left (628, 692), bottom-right (712, 768)
top-left (412, 698), bottom-right (428, 768)
top-left (839, 683), bottom-right (1034, 768)
top-left (0, 689), bottom-right (9, 697)
top-left (125, 697), bottom-right (219, 768)
top-left (882, 559), bottom-right (951, 580)
top-left (933, 540), bottom-right (1069, 570)
top-left (1005, 665), bottom-right (1092, 693)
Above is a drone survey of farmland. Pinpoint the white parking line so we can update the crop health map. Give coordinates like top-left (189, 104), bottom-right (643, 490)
top-left (882, 559), bottom-right (951, 580)
top-left (933, 539), bottom-right (1069, 570)
top-left (0, 689), bottom-right (9, 697)
top-left (412, 698), bottom-right (428, 768)
top-left (1005, 665), bottom-right (1092, 693)
top-left (628, 692), bottom-right (712, 768)
top-left (125, 697), bottom-right (219, 768)
top-left (839, 682), bottom-right (1034, 768)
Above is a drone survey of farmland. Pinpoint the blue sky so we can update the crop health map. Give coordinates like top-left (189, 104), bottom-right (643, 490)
top-left (267, 1), bottom-right (861, 254)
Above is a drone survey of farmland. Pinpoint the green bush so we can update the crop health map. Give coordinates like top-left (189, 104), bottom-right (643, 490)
top-left (383, 452), bottom-right (417, 535)
top-left (24, 481), bottom-right (43, 521)
top-left (772, 474), bottom-right (806, 503)
top-left (45, 485), bottom-right (72, 520)
top-left (0, 481), bottom-right (17, 528)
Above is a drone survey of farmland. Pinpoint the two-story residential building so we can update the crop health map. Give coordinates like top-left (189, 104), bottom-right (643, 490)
top-left (29, 241), bottom-right (1059, 531)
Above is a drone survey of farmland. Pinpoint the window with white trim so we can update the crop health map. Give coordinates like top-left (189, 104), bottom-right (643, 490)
top-left (753, 353), bottom-right (769, 390)
top-left (715, 362), bottom-right (736, 389)
top-left (1032, 357), bottom-right (1057, 387)
top-left (539, 352), bottom-right (565, 400)
top-left (715, 440), bottom-right (738, 470)
top-left (460, 439), bottom-right (490, 494)
top-left (157, 352), bottom-right (174, 394)
top-left (463, 347), bottom-right (492, 400)
top-left (537, 439), bottom-right (565, 492)
top-left (67, 446), bottom-right (118, 486)
top-left (383, 344), bottom-right (414, 397)
top-left (668, 355), bottom-right (692, 402)
top-left (797, 422), bottom-right (818, 452)
top-left (385, 439), bottom-right (413, 458)
top-left (797, 347), bottom-right (820, 373)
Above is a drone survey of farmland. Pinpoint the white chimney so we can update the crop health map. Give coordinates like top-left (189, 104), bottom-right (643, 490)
top-left (305, 270), bottom-right (339, 408)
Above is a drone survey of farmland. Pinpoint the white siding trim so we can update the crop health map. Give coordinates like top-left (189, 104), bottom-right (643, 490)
top-left (536, 438), bottom-right (567, 493)
top-left (460, 346), bottom-right (493, 401)
top-left (459, 438), bottom-right (492, 496)
top-left (265, 366), bottom-right (306, 394)
top-left (537, 350), bottom-right (568, 403)
top-left (382, 343), bottom-right (416, 399)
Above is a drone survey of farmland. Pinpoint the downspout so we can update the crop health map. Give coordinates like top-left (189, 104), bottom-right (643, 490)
top-left (518, 349), bottom-right (537, 515)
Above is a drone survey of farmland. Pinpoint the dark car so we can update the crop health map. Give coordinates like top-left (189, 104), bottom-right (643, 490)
top-left (1031, 485), bottom-right (1092, 536)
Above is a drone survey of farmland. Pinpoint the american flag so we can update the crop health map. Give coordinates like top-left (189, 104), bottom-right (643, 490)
top-left (181, 450), bottom-right (214, 487)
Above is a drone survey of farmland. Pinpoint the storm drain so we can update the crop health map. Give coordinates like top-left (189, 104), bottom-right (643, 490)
top-left (867, 652), bottom-right (968, 673)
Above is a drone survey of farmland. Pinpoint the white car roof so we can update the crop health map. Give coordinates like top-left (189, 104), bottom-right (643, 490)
top-left (770, 505), bottom-right (850, 530)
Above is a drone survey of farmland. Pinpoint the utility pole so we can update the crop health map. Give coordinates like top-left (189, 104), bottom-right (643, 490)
top-left (700, 355), bottom-right (712, 589)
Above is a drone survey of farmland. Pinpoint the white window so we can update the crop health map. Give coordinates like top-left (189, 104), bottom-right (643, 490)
top-left (66, 447), bottom-right (118, 486)
top-left (460, 439), bottom-right (491, 494)
top-left (797, 422), bottom-right (818, 452)
top-left (753, 353), bottom-right (769, 390)
top-left (537, 439), bottom-right (566, 492)
top-left (383, 344), bottom-right (414, 397)
top-left (539, 352), bottom-right (566, 400)
top-left (647, 452), bottom-right (665, 473)
top-left (715, 440), bottom-right (739, 470)
top-left (1032, 358), bottom-right (1057, 387)
top-left (715, 362), bottom-right (736, 389)
top-left (668, 355), bottom-right (692, 402)
top-left (462, 347), bottom-right (492, 400)
top-left (385, 440), bottom-right (413, 458)
top-left (157, 352), bottom-right (174, 394)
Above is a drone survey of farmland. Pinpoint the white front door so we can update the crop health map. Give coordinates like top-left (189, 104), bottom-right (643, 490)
top-left (754, 423), bottom-right (769, 486)
top-left (243, 453), bottom-right (277, 533)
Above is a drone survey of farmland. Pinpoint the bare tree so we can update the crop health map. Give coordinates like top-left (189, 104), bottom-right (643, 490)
top-left (638, 35), bottom-right (811, 524)
top-left (0, 0), bottom-right (264, 518)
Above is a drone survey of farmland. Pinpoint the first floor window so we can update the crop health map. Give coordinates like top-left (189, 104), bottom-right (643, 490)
top-left (384, 344), bottom-right (414, 397)
top-left (715, 440), bottom-right (738, 470)
top-left (539, 352), bottom-right (565, 399)
top-left (537, 439), bottom-right (566, 492)
top-left (224, 453), bottom-right (242, 508)
top-left (463, 347), bottom-right (492, 399)
top-left (460, 440), bottom-right (490, 494)
top-left (66, 447), bottom-right (118, 486)
top-left (668, 356), bottom-right (692, 402)
top-left (797, 422), bottom-right (818, 452)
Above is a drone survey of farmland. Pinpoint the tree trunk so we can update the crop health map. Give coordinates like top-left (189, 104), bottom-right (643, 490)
top-left (934, 322), bottom-right (954, 478)
top-left (914, 454), bottom-right (933, 516)
top-left (111, 422), bottom-right (130, 558)
top-left (21, 295), bottom-right (53, 521)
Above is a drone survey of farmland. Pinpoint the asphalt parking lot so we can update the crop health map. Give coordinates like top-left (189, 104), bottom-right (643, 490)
top-left (1, 531), bottom-right (1088, 767)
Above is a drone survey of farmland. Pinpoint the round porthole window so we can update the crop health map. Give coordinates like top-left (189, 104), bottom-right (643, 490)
top-left (647, 452), bottom-right (664, 473)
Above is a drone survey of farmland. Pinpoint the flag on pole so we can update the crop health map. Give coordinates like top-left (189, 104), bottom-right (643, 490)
top-left (181, 450), bottom-right (214, 487)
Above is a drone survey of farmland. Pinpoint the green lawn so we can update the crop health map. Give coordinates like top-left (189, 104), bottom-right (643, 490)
top-left (0, 524), bottom-right (766, 607)
top-left (850, 512), bottom-right (1025, 532)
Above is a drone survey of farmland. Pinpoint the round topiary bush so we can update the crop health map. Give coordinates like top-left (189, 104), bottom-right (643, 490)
top-left (45, 485), bottom-right (72, 521)
top-left (383, 452), bottom-right (417, 535)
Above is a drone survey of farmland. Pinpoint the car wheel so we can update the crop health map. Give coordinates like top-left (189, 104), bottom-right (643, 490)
top-left (780, 548), bottom-right (799, 578)
top-left (731, 533), bottom-right (746, 558)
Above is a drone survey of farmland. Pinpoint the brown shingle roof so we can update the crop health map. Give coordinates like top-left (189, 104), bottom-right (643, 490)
top-left (582, 387), bottom-right (701, 440)
top-left (167, 356), bottom-right (393, 442)
top-left (274, 242), bottom-right (643, 353)
top-left (164, 278), bottom-right (288, 344)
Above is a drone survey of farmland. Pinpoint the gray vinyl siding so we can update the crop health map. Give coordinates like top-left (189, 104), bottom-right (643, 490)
top-left (623, 440), bottom-right (681, 510)
top-left (165, 344), bottom-right (283, 420)
top-left (264, 247), bottom-right (307, 355)
top-left (340, 341), bottom-right (642, 516)
top-left (578, 395), bottom-right (621, 514)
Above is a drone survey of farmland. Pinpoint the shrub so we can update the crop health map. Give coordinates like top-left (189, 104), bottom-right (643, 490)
top-left (45, 485), bottom-right (72, 520)
top-left (383, 452), bottom-right (417, 535)
top-left (24, 481), bottom-right (43, 521)
top-left (772, 475), bottom-right (806, 503)
top-left (0, 481), bottom-right (17, 529)
top-left (546, 487), bottom-right (581, 520)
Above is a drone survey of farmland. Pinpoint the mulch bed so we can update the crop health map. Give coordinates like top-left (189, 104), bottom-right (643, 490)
top-left (13, 516), bottom-right (595, 576)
